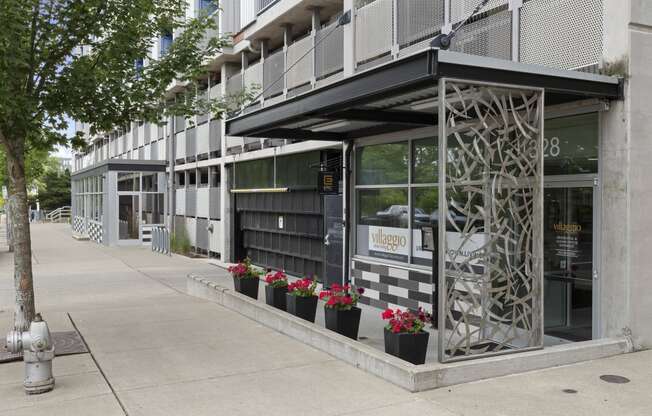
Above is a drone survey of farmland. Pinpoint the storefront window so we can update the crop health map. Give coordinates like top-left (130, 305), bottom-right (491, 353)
top-left (355, 138), bottom-right (438, 265)
top-left (356, 142), bottom-right (408, 185)
top-left (118, 172), bottom-right (140, 191)
top-left (544, 113), bottom-right (599, 176)
top-left (412, 138), bottom-right (438, 184)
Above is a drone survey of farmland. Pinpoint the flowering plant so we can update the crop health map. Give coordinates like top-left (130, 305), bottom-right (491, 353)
top-left (227, 258), bottom-right (261, 279)
top-left (319, 284), bottom-right (364, 310)
top-left (264, 270), bottom-right (288, 288)
top-left (287, 277), bottom-right (317, 297)
top-left (381, 308), bottom-right (431, 334)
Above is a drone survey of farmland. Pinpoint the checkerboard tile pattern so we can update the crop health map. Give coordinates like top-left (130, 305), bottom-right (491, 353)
top-left (72, 216), bottom-right (85, 234)
top-left (352, 259), bottom-right (434, 314)
top-left (88, 221), bottom-right (103, 244)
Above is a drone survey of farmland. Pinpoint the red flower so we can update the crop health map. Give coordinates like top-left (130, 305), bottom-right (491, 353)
top-left (381, 309), bottom-right (394, 320)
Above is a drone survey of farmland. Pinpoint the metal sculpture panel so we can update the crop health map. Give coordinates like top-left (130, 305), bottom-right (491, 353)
top-left (438, 79), bottom-right (544, 362)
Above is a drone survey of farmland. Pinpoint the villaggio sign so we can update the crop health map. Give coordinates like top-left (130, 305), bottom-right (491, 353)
top-left (368, 226), bottom-right (409, 262)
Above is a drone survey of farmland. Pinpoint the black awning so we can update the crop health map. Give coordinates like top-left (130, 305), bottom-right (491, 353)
top-left (226, 49), bottom-right (622, 140)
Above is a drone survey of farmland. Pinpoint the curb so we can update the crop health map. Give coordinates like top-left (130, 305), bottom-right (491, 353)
top-left (187, 274), bottom-right (631, 392)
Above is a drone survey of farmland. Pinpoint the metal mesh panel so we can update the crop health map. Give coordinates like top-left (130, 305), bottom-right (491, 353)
top-left (244, 62), bottom-right (263, 90)
top-left (520, 0), bottom-right (603, 70)
top-left (286, 35), bottom-right (313, 90)
top-left (451, 7), bottom-right (512, 60)
top-left (263, 49), bottom-right (285, 98)
top-left (355, 0), bottom-right (393, 64)
top-left (315, 20), bottom-right (344, 79)
top-left (450, 0), bottom-right (508, 23)
top-left (397, 0), bottom-right (445, 47)
top-left (225, 72), bottom-right (243, 97)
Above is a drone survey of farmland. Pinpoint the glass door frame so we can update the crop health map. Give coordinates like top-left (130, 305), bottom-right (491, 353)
top-left (117, 191), bottom-right (142, 244)
top-left (544, 174), bottom-right (600, 340)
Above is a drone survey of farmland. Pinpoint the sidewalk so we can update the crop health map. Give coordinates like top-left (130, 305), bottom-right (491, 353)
top-left (0, 223), bottom-right (650, 416)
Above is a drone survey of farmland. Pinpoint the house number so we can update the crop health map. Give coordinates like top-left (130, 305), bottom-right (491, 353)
top-left (543, 136), bottom-right (561, 158)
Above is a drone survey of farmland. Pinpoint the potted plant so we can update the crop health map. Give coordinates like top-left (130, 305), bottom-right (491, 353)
top-left (319, 284), bottom-right (364, 340)
top-left (264, 270), bottom-right (288, 310)
top-left (228, 258), bottom-right (261, 300)
top-left (381, 308), bottom-right (432, 365)
top-left (286, 277), bottom-right (318, 322)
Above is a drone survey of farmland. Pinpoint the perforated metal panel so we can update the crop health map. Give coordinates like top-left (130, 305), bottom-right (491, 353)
top-left (286, 35), bottom-right (313, 90)
top-left (315, 20), bottom-right (344, 79)
top-left (451, 7), bottom-right (512, 60)
top-left (263, 49), bottom-right (285, 98)
top-left (244, 62), bottom-right (263, 90)
top-left (520, 0), bottom-right (603, 70)
top-left (355, 0), bottom-right (393, 64)
top-left (397, 0), bottom-right (445, 47)
top-left (225, 73), bottom-right (243, 97)
top-left (450, 0), bottom-right (508, 23)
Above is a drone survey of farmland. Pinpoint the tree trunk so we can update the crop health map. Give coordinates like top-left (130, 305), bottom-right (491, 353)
top-left (4, 141), bottom-right (35, 331)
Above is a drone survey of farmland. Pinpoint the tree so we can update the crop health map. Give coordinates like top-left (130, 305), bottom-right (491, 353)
top-left (36, 165), bottom-right (71, 211)
top-left (0, 0), bottom-right (231, 330)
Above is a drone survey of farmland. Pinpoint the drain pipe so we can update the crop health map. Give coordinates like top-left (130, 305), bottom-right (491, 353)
top-left (342, 140), bottom-right (352, 285)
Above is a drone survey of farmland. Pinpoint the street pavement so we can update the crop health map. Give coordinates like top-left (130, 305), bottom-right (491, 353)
top-left (0, 222), bottom-right (650, 415)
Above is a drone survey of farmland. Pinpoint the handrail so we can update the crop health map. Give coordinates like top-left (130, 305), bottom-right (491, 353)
top-left (45, 206), bottom-right (72, 223)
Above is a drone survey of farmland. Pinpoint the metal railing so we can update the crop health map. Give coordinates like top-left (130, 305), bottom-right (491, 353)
top-left (45, 206), bottom-right (71, 223)
top-left (263, 49), bottom-right (285, 98)
top-left (286, 35), bottom-right (312, 90)
top-left (152, 226), bottom-right (171, 255)
top-left (256, 0), bottom-right (278, 15)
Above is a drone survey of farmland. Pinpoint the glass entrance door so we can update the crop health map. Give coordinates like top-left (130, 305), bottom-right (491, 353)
top-left (118, 194), bottom-right (140, 240)
top-left (543, 184), bottom-right (595, 341)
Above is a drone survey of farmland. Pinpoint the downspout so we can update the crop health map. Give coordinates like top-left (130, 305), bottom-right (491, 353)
top-left (343, 140), bottom-right (352, 285)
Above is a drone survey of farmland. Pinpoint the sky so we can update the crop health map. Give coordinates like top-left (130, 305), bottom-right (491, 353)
top-left (54, 116), bottom-right (76, 158)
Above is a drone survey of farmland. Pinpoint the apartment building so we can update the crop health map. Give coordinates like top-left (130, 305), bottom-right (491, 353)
top-left (71, 0), bottom-right (652, 362)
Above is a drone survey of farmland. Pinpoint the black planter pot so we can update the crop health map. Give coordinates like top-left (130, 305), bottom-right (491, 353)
top-left (383, 328), bottom-right (429, 365)
top-left (233, 276), bottom-right (260, 300)
top-left (286, 294), bottom-right (318, 322)
top-left (265, 285), bottom-right (288, 310)
top-left (324, 307), bottom-right (361, 340)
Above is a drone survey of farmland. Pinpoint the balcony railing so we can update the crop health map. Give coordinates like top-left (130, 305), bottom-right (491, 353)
top-left (263, 49), bottom-right (285, 98)
top-left (256, 0), bottom-right (278, 15)
top-left (315, 19), bottom-right (344, 80)
top-left (286, 34), bottom-right (312, 90)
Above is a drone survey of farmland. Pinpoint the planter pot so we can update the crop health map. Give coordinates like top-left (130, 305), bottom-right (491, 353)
top-left (324, 306), bottom-right (361, 340)
top-left (265, 285), bottom-right (288, 310)
top-left (383, 328), bottom-right (429, 365)
top-left (233, 276), bottom-right (260, 300)
top-left (286, 294), bottom-right (318, 322)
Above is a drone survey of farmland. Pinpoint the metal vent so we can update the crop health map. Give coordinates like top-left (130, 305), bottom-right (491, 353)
top-left (520, 0), bottom-right (603, 70)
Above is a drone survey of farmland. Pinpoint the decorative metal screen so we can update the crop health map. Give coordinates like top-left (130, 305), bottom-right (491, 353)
top-left (438, 79), bottom-right (544, 362)
top-left (520, 0), bottom-right (603, 70)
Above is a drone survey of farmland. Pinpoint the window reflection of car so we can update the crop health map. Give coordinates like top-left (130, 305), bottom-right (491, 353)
top-left (375, 205), bottom-right (409, 227)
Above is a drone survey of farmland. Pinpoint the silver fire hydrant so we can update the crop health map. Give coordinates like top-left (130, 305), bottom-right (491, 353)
top-left (6, 313), bottom-right (55, 394)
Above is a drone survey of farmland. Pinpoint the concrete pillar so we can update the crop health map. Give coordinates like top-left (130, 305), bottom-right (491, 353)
top-left (343, 0), bottom-right (355, 77)
top-left (600, 0), bottom-right (652, 349)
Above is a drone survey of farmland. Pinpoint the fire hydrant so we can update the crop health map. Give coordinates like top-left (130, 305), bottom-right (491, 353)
top-left (6, 313), bottom-right (55, 394)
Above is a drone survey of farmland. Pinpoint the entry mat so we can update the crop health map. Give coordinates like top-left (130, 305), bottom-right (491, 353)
top-left (0, 331), bottom-right (88, 363)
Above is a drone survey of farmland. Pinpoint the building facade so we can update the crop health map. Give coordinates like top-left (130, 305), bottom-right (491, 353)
top-left (72, 0), bottom-right (652, 360)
